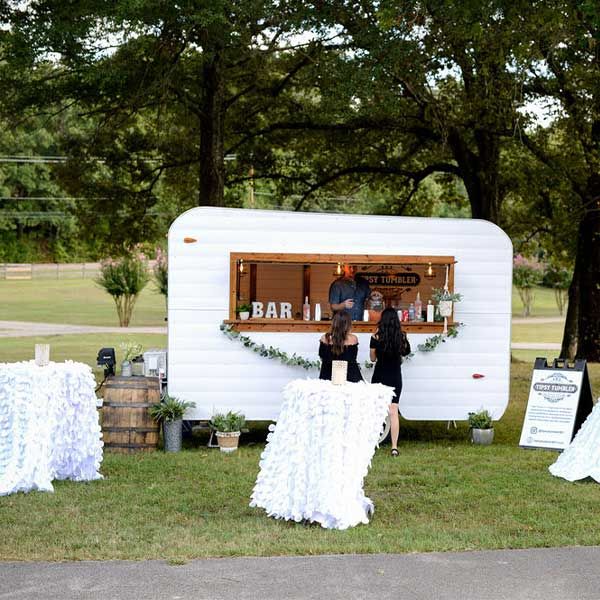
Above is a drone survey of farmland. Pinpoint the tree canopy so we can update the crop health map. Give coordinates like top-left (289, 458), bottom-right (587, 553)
top-left (0, 0), bottom-right (598, 358)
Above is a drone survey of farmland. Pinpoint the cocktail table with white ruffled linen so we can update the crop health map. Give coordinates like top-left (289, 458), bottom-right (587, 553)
top-left (549, 398), bottom-right (600, 482)
top-left (0, 360), bottom-right (103, 496)
top-left (250, 379), bottom-right (394, 530)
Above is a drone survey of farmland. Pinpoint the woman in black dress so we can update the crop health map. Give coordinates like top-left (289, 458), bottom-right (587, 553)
top-left (319, 310), bottom-right (363, 382)
top-left (370, 307), bottom-right (411, 456)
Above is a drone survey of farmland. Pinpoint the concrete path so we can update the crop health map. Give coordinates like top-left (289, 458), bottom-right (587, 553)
top-left (0, 319), bottom-right (560, 351)
top-left (511, 342), bottom-right (561, 350)
top-left (0, 319), bottom-right (561, 350)
top-left (0, 320), bottom-right (167, 338)
top-left (1, 546), bottom-right (599, 600)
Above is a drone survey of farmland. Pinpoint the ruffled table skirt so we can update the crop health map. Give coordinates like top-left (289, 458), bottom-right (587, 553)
top-left (250, 379), bottom-right (393, 529)
top-left (549, 399), bottom-right (600, 482)
top-left (0, 360), bottom-right (103, 496)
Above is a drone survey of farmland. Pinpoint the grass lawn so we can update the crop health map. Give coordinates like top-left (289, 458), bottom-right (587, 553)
top-left (1, 279), bottom-right (562, 326)
top-left (0, 279), bottom-right (166, 327)
top-left (0, 334), bottom-right (167, 377)
top-left (511, 322), bottom-right (564, 344)
top-left (512, 286), bottom-right (563, 318)
top-left (1, 362), bottom-right (599, 561)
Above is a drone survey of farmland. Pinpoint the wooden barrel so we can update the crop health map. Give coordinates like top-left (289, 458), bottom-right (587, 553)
top-left (101, 376), bottom-right (160, 453)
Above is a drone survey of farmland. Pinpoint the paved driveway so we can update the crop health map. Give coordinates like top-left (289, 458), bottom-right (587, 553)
top-left (1, 547), bottom-right (599, 600)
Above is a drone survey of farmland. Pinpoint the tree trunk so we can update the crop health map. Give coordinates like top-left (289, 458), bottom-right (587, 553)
top-left (448, 129), bottom-right (500, 223)
top-left (199, 50), bottom-right (226, 207)
top-left (560, 253), bottom-right (580, 360)
top-left (576, 195), bottom-right (600, 361)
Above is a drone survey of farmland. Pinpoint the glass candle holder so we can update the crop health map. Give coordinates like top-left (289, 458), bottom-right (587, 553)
top-left (34, 344), bottom-right (50, 367)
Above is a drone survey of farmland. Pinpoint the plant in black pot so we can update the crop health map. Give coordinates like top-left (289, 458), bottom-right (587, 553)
top-left (149, 395), bottom-right (195, 452)
top-left (210, 411), bottom-right (246, 453)
top-left (468, 409), bottom-right (494, 445)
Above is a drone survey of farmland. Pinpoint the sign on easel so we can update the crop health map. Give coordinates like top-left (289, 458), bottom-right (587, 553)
top-left (519, 358), bottom-right (594, 451)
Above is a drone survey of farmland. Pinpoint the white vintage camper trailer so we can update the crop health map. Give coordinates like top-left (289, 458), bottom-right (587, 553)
top-left (167, 207), bottom-right (512, 422)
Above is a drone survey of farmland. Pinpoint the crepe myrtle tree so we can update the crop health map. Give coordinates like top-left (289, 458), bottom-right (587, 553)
top-left (96, 252), bottom-right (149, 327)
top-left (513, 255), bottom-right (544, 317)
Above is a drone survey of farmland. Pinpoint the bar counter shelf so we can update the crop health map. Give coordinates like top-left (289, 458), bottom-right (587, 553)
top-left (223, 319), bottom-right (449, 333)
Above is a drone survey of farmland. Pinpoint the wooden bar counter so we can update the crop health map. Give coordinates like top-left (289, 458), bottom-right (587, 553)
top-left (223, 318), bottom-right (449, 333)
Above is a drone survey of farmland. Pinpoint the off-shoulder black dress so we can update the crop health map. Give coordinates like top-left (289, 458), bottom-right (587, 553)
top-left (318, 342), bottom-right (363, 383)
top-left (370, 334), bottom-right (411, 403)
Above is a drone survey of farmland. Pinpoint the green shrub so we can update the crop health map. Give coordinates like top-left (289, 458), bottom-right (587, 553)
top-left (149, 395), bottom-right (195, 422)
top-left (96, 253), bottom-right (149, 326)
top-left (513, 255), bottom-right (544, 316)
top-left (153, 247), bottom-right (168, 307)
top-left (468, 409), bottom-right (493, 430)
top-left (542, 264), bottom-right (571, 316)
top-left (210, 410), bottom-right (246, 432)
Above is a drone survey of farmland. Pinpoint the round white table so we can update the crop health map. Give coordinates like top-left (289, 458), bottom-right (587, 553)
top-left (250, 379), bottom-right (394, 529)
top-left (0, 360), bottom-right (103, 496)
top-left (549, 398), bottom-right (600, 482)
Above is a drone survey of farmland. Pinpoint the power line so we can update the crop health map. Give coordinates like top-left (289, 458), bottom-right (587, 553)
top-left (0, 197), bottom-right (106, 201)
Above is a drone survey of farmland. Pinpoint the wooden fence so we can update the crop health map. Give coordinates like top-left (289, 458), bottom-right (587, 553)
top-left (0, 261), bottom-right (157, 280)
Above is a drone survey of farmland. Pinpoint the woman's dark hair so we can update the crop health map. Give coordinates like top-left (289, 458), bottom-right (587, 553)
top-left (326, 310), bottom-right (352, 356)
top-left (376, 307), bottom-right (405, 356)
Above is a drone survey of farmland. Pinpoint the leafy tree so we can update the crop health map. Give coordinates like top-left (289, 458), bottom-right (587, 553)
top-left (519, 0), bottom-right (599, 360)
top-left (0, 116), bottom-right (79, 261)
top-left (2, 0), bottom-right (328, 209)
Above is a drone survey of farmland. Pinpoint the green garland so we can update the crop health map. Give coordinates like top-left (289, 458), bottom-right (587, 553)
top-left (416, 323), bottom-right (462, 352)
top-left (220, 324), bottom-right (320, 370)
top-left (220, 322), bottom-right (463, 370)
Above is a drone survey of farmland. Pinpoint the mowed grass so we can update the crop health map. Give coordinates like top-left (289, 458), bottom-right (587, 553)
top-left (512, 286), bottom-right (563, 318)
top-left (511, 322), bottom-right (564, 344)
top-left (0, 279), bottom-right (166, 326)
top-left (1, 362), bottom-right (599, 561)
top-left (0, 334), bottom-right (167, 377)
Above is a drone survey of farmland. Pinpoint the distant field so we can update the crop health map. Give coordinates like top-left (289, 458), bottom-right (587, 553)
top-left (0, 334), bottom-right (167, 379)
top-left (0, 280), bottom-right (569, 360)
top-left (511, 322), bottom-right (563, 344)
top-left (511, 286), bottom-right (563, 318)
top-left (0, 279), bottom-right (166, 326)
top-left (1, 279), bottom-right (563, 324)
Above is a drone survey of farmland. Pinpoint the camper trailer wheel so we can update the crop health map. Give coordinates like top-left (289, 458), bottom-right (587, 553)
top-left (378, 415), bottom-right (391, 445)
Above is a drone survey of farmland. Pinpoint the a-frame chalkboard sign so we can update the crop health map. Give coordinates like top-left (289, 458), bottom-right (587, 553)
top-left (519, 357), bottom-right (594, 451)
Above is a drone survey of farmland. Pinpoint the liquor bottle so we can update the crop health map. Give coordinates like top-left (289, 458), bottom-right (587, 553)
top-left (414, 292), bottom-right (423, 321)
top-left (303, 296), bottom-right (311, 321)
top-left (408, 303), bottom-right (415, 321)
top-left (314, 302), bottom-right (322, 321)
top-left (426, 300), bottom-right (434, 323)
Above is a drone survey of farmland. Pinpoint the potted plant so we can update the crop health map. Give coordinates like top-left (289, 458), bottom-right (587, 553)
top-left (119, 342), bottom-right (142, 377)
top-left (431, 288), bottom-right (463, 318)
top-left (149, 394), bottom-right (196, 452)
top-left (468, 409), bottom-right (494, 445)
top-left (131, 354), bottom-right (145, 376)
top-left (236, 303), bottom-right (252, 320)
top-left (210, 410), bottom-right (246, 453)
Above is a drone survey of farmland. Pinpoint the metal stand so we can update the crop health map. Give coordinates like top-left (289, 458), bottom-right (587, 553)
top-left (207, 429), bottom-right (219, 448)
top-left (446, 420), bottom-right (457, 429)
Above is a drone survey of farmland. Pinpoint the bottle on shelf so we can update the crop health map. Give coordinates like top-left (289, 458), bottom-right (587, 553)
top-left (426, 300), bottom-right (434, 323)
top-left (414, 292), bottom-right (423, 321)
top-left (408, 302), bottom-right (415, 321)
top-left (314, 302), bottom-right (322, 321)
top-left (303, 296), bottom-right (311, 321)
